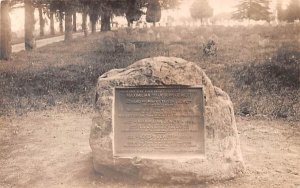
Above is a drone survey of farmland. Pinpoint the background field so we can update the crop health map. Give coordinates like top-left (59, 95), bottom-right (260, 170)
top-left (1, 24), bottom-right (299, 120)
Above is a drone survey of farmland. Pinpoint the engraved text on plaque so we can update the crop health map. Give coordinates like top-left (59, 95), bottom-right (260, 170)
top-left (113, 86), bottom-right (204, 158)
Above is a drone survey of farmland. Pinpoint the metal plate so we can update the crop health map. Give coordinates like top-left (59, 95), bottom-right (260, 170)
top-left (113, 86), bottom-right (205, 158)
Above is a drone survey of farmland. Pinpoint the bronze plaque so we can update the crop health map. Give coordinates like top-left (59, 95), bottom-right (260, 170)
top-left (113, 86), bottom-right (205, 158)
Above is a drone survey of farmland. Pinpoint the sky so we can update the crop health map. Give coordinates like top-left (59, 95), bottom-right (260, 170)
top-left (179, 0), bottom-right (237, 15)
top-left (177, 0), bottom-right (291, 16)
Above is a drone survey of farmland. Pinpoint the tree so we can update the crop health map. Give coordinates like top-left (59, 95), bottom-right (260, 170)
top-left (48, 0), bottom-right (78, 41)
top-left (73, 13), bottom-right (77, 32)
top-left (25, 0), bottom-right (36, 50)
top-left (64, 6), bottom-right (73, 41)
top-left (276, 0), bottom-right (285, 22)
top-left (84, 0), bottom-right (130, 32)
top-left (59, 11), bottom-right (64, 33)
top-left (0, 0), bottom-right (12, 60)
top-left (126, 0), bottom-right (143, 27)
top-left (124, 0), bottom-right (181, 27)
top-left (232, 0), bottom-right (271, 22)
top-left (82, 6), bottom-right (89, 36)
top-left (146, 0), bottom-right (161, 26)
top-left (190, 0), bottom-right (213, 24)
top-left (49, 11), bottom-right (55, 35)
top-left (285, 0), bottom-right (300, 22)
top-left (38, 6), bottom-right (46, 36)
top-left (89, 6), bottom-right (99, 33)
top-left (86, 0), bottom-right (181, 31)
top-left (100, 7), bottom-right (112, 31)
top-left (98, 1), bottom-right (128, 32)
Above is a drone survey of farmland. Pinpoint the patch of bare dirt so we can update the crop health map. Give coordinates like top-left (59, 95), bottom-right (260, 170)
top-left (0, 109), bottom-right (299, 188)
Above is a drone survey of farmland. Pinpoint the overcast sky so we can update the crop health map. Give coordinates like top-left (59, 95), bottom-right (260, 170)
top-left (178, 0), bottom-right (291, 16)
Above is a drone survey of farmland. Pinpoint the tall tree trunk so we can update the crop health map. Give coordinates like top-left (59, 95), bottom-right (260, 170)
top-left (82, 11), bottom-right (88, 37)
top-left (91, 21), bottom-right (96, 33)
top-left (38, 6), bottom-right (45, 36)
top-left (100, 10), bottom-right (111, 32)
top-left (50, 11), bottom-right (55, 35)
top-left (127, 20), bottom-right (132, 27)
top-left (64, 9), bottom-right (73, 42)
top-left (59, 11), bottom-right (64, 34)
top-left (73, 12), bottom-right (77, 32)
top-left (0, 0), bottom-right (12, 60)
top-left (89, 10), bottom-right (98, 34)
top-left (25, 0), bottom-right (36, 50)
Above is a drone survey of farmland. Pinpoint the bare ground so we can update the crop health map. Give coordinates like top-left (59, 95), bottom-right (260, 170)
top-left (0, 108), bottom-right (299, 188)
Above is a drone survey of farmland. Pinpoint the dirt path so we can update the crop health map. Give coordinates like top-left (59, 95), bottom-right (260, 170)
top-left (12, 32), bottom-right (85, 53)
top-left (0, 109), bottom-right (299, 188)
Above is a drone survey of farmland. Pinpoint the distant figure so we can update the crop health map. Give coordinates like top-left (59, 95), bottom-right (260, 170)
top-left (203, 40), bottom-right (217, 56)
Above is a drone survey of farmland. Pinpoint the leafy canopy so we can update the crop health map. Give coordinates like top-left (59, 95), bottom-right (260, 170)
top-left (232, 0), bottom-right (271, 21)
top-left (190, 0), bottom-right (213, 21)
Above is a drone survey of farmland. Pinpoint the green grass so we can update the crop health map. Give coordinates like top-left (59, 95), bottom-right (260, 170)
top-left (0, 24), bottom-right (299, 120)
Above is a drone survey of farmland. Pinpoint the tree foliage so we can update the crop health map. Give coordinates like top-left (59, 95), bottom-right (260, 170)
top-left (285, 0), bottom-right (300, 22)
top-left (8, 0), bottom-right (181, 28)
top-left (146, 0), bottom-right (161, 24)
top-left (232, 0), bottom-right (271, 21)
top-left (126, 0), bottom-right (144, 25)
top-left (276, 0), bottom-right (285, 21)
top-left (190, 0), bottom-right (213, 22)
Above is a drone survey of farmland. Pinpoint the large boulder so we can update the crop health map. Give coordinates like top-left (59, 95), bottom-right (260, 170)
top-left (90, 57), bottom-right (244, 183)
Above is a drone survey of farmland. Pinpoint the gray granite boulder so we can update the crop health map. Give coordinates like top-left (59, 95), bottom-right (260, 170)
top-left (90, 57), bottom-right (244, 183)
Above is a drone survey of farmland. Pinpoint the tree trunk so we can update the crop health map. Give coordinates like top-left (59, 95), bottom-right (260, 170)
top-left (82, 11), bottom-right (88, 37)
top-left (89, 11), bottom-right (98, 34)
top-left (25, 0), bottom-right (36, 50)
top-left (127, 20), bottom-right (132, 27)
top-left (73, 12), bottom-right (77, 32)
top-left (38, 6), bottom-right (45, 36)
top-left (50, 12), bottom-right (55, 35)
top-left (100, 11), bottom-right (111, 32)
top-left (0, 0), bottom-right (12, 60)
top-left (64, 9), bottom-right (73, 42)
top-left (91, 21), bottom-right (96, 33)
top-left (59, 11), bottom-right (64, 34)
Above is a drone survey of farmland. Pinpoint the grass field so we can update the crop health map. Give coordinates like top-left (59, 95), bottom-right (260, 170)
top-left (0, 24), bottom-right (299, 120)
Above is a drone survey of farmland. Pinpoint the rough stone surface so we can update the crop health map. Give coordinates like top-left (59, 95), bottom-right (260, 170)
top-left (90, 57), bottom-right (244, 183)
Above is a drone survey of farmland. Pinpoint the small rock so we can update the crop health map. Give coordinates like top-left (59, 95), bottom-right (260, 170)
top-left (124, 43), bottom-right (135, 53)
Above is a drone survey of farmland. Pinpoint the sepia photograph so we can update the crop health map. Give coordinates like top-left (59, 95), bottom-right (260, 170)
top-left (0, 0), bottom-right (299, 187)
